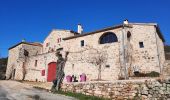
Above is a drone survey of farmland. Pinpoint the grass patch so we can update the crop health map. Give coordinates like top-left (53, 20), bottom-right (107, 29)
top-left (54, 90), bottom-right (110, 100)
top-left (33, 86), bottom-right (110, 100)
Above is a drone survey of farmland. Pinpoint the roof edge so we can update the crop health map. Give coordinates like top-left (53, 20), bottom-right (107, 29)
top-left (129, 23), bottom-right (157, 26)
top-left (63, 24), bottom-right (132, 40)
top-left (8, 42), bottom-right (42, 50)
top-left (63, 22), bottom-right (165, 42)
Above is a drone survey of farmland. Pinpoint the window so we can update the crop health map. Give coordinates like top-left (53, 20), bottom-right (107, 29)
top-left (127, 31), bottom-right (131, 41)
top-left (13, 69), bottom-right (16, 78)
top-left (57, 38), bottom-right (62, 43)
top-left (127, 31), bottom-right (131, 38)
top-left (99, 32), bottom-right (118, 44)
top-left (24, 49), bottom-right (29, 56)
top-left (105, 65), bottom-right (110, 68)
top-left (81, 40), bottom-right (84, 47)
top-left (41, 70), bottom-right (45, 76)
top-left (35, 60), bottom-right (38, 67)
top-left (46, 43), bottom-right (49, 47)
top-left (139, 42), bottom-right (144, 48)
top-left (57, 38), bottom-right (59, 43)
top-left (51, 48), bottom-right (54, 52)
top-left (36, 51), bottom-right (38, 55)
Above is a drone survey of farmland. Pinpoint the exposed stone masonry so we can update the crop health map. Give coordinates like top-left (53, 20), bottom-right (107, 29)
top-left (6, 22), bottom-right (166, 82)
top-left (61, 79), bottom-right (170, 100)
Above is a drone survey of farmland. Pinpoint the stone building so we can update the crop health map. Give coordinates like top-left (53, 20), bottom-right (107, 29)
top-left (5, 20), bottom-right (165, 82)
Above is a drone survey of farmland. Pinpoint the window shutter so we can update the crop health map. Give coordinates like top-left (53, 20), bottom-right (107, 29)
top-left (41, 70), bottom-right (45, 76)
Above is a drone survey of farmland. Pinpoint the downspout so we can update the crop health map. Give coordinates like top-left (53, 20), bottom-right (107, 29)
top-left (154, 26), bottom-right (162, 74)
top-left (121, 25), bottom-right (128, 79)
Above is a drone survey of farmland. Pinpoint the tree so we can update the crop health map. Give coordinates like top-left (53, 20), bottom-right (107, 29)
top-left (68, 45), bottom-right (108, 81)
top-left (22, 49), bottom-right (29, 80)
top-left (0, 57), bottom-right (8, 80)
top-left (51, 50), bottom-right (69, 92)
top-left (0, 57), bottom-right (8, 67)
top-left (83, 47), bottom-right (108, 80)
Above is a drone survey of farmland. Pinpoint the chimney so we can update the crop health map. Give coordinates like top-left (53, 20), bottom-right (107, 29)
top-left (22, 39), bottom-right (26, 42)
top-left (123, 19), bottom-right (129, 25)
top-left (78, 24), bottom-right (83, 34)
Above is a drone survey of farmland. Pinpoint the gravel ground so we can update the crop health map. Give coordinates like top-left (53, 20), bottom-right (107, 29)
top-left (0, 80), bottom-right (77, 100)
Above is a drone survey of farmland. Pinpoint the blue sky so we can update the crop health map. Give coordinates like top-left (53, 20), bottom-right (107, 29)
top-left (0, 0), bottom-right (170, 57)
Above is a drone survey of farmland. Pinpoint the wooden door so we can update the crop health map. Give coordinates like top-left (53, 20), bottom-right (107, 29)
top-left (47, 62), bottom-right (57, 82)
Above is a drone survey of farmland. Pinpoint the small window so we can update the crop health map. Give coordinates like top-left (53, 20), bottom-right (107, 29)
top-left (139, 42), bottom-right (144, 48)
top-left (81, 40), bottom-right (84, 47)
top-left (57, 38), bottom-right (62, 43)
top-left (57, 38), bottom-right (59, 43)
top-left (41, 70), bottom-right (45, 76)
top-left (127, 31), bottom-right (131, 39)
top-left (35, 60), bottom-right (38, 67)
top-left (36, 51), bottom-right (38, 55)
top-left (51, 48), bottom-right (54, 52)
top-left (46, 43), bottom-right (49, 47)
top-left (106, 65), bottom-right (110, 68)
top-left (24, 49), bottom-right (29, 56)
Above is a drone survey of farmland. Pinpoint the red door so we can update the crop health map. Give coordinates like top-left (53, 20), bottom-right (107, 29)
top-left (47, 62), bottom-right (57, 82)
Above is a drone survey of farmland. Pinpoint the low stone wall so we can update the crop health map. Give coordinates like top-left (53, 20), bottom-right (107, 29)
top-left (61, 79), bottom-right (170, 100)
top-left (164, 60), bottom-right (170, 76)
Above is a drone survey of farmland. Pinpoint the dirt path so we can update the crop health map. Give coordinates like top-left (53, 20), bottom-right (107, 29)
top-left (0, 80), bottom-right (76, 100)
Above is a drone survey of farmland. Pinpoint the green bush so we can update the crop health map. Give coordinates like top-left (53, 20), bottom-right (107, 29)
top-left (134, 71), bottom-right (160, 77)
top-left (165, 45), bottom-right (170, 53)
top-left (135, 73), bottom-right (147, 77)
top-left (146, 71), bottom-right (160, 77)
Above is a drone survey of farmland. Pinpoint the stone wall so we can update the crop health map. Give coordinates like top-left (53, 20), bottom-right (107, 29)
top-left (61, 79), bottom-right (170, 100)
top-left (22, 44), bottom-right (42, 57)
top-left (43, 30), bottom-right (77, 53)
top-left (13, 51), bottom-right (58, 82)
top-left (63, 27), bottom-right (125, 81)
top-left (63, 24), bottom-right (165, 81)
top-left (163, 60), bottom-right (170, 76)
top-left (6, 23), bottom-right (166, 82)
top-left (63, 43), bottom-right (121, 82)
top-left (24, 52), bottom-right (57, 82)
top-left (6, 44), bottom-right (23, 79)
top-left (129, 24), bottom-right (163, 73)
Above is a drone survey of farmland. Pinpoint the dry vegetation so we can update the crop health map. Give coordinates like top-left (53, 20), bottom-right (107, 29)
top-left (165, 45), bottom-right (170, 60)
top-left (0, 57), bottom-right (7, 79)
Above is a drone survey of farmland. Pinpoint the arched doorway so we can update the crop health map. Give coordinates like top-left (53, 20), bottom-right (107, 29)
top-left (47, 62), bottom-right (57, 82)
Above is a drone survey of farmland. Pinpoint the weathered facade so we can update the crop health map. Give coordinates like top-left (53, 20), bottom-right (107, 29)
top-left (6, 21), bottom-right (166, 82)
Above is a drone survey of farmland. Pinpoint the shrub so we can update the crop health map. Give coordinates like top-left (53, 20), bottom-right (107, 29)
top-left (146, 71), bottom-right (160, 77)
top-left (134, 72), bottom-right (147, 77)
top-left (118, 76), bottom-right (125, 80)
top-left (133, 71), bottom-right (160, 77)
